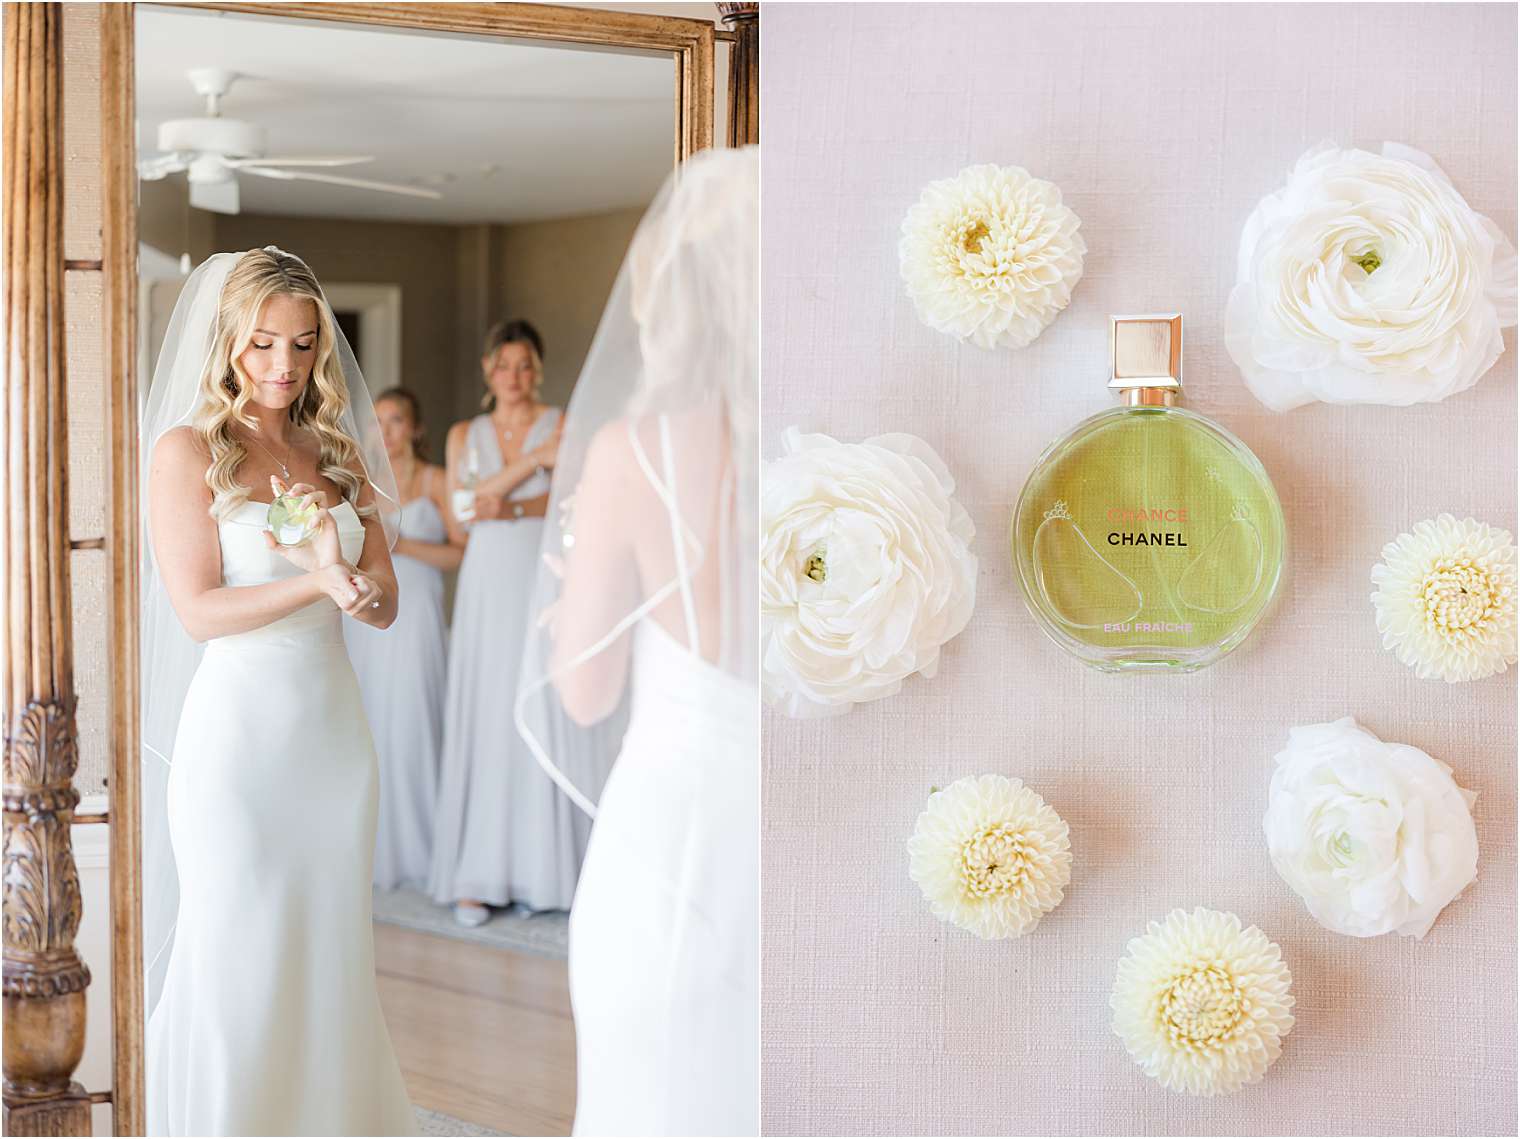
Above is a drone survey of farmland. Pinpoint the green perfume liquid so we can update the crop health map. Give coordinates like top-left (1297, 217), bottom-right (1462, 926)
top-left (1011, 405), bottom-right (1284, 671)
top-left (267, 494), bottom-right (320, 546)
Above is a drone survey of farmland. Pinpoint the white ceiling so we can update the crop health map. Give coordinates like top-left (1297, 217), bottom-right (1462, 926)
top-left (135, 5), bottom-right (696, 224)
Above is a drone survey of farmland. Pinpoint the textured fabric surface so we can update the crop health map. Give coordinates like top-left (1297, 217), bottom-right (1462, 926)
top-left (760, 4), bottom-right (1518, 1135)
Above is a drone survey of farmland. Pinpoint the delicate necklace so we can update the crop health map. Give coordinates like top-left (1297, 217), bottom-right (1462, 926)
top-left (495, 413), bottom-right (538, 462)
top-left (495, 404), bottom-right (537, 444)
top-left (248, 427), bottom-right (293, 480)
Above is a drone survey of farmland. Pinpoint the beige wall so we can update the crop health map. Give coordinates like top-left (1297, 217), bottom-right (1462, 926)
top-left (139, 176), bottom-right (217, 266)
top-left (62, 4), bottom-right (110, 806)
top-left (59, 8), bottom-right (116, 1135)
top-left (490, 204), bottom-right (646, 411)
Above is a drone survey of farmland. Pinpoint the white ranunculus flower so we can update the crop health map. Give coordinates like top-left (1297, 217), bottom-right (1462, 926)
top-left (1263, 717), bottom-right (1478, 939)
top-left (1225, 142), bottom-right (1517, 411)
top-left (761, 428), bottom-right (977, 717)
top-left (899, 164), bottom-right (1086, 350)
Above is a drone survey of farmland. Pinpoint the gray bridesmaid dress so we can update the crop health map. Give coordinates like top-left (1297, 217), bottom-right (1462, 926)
top-left (344, 469), bottom-right (448, 891)
top-left (428, 409), bottom-right (591, 910)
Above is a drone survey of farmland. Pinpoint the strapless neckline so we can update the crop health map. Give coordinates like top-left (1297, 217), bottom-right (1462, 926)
top-left (222, 499), bottom-right (361, 525)
top-left (236, 499), bottom-right (359, 512)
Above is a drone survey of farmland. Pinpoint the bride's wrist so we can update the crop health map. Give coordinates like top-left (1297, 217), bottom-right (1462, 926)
top-left (304, 563), bottom-right (353, 599)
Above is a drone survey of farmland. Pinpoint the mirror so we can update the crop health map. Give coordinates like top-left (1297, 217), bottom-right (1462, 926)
top-left (130, 5), bottom-right (715, 1134)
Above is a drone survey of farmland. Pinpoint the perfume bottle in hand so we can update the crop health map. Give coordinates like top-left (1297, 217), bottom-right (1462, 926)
top-left (452, 445), bottom-right (480, 523)
top-left (267, 490), bottom-right (321, 546)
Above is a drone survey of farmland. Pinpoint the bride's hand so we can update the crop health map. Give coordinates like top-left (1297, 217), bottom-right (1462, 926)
top-left (339, 574), bottom-right (383, 618)
top-left (263, 476), bottom-right (343, 570)
top-left (311, 562), bottom-right (362, 609)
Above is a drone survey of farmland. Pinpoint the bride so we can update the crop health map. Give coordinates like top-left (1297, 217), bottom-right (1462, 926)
top-left (516, 146), bottom-right (759, 1136)
top-left (140, 246), bottom-right (417, 1135)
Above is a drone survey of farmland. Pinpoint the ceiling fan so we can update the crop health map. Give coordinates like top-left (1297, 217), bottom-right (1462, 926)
top-left (137, 68), bottom-right (443, 215)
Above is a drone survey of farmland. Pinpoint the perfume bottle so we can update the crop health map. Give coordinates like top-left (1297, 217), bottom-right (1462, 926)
top-left (1010, 314), bottom-right (1285, 672)
top-left (266, 493), bottom-right (320, 547)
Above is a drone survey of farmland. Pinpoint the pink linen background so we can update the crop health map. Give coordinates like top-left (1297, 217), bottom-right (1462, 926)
top-left (759, 4), bottom-right (1518, 1135)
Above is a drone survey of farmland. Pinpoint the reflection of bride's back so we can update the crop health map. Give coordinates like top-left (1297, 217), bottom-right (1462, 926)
top-left (517, 144), bottom-right (759, 1137)
top-left (566, 406), bottom-right (758, 1137)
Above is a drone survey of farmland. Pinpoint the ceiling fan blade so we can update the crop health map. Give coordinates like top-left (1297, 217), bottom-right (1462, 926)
top-left (240, 166), bottom-right (443, 200)
top-left (138, 153), bottom-right (190, 180)
top-left (189, 178), bottom-right (240, 215)
top-left (225, 155), bottom-right (375, 169)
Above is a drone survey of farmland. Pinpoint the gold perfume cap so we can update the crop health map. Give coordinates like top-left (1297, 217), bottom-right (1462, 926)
top-left (1108, 313), bottom-right (1182, 406)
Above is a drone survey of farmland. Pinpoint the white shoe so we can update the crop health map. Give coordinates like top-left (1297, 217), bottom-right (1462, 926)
top-left (453, 902), bottom-right (490, 928)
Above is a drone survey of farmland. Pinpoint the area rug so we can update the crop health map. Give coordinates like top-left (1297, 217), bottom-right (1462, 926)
top-left (415, 1105), bottom-right (508, 1136)
top-left (372, 886), bottom-right (569, 960)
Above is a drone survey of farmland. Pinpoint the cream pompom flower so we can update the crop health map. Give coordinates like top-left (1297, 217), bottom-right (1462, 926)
top-left (906, 774), bottom-right (1071, 939)
top-left (899, 164), bottom-right (1086, 350)
top-left (1111, 908), bottom-right (1295, 1097)
top-left (1370, 514), bottom-right (1516, 682)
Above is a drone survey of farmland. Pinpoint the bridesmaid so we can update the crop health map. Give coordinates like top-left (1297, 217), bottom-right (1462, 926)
top-left (344, 387), bottom-right (462, 891)
top-left (429, 319), bottom-right (574, 926)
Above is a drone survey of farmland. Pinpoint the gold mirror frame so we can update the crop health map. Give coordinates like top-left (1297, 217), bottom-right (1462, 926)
top-left (2, 2), bottom-right (756, 1134)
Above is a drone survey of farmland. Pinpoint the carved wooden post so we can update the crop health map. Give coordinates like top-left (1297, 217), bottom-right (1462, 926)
top-left (2, 3), bottom-right (93, 1135)
top-left (719, 2), bottom-right (758, 147)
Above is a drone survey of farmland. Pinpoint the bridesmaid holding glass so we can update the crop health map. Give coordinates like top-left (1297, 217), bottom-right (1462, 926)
top-left (344, 386), bottom-right (463, 892)
top-left (429, 319), bottom-right (576, 926)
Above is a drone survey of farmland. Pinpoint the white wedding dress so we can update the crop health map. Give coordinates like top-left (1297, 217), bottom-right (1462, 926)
top-left (345, 476), bottom-right (448, 891)
top-left (147, 498), bottom-right (417, 1137)
top-left (569, 621), bottom-right (759, 1137)
top-left (563, 421), bottom-right (759, 1137)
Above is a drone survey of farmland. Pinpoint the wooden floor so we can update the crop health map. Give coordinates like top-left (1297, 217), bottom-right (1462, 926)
top-left (374, 922), bottom-right (576, 1136)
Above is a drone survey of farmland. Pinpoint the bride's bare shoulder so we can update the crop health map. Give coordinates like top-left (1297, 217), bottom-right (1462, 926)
top-left (589, 408), bottom-right (713, 469)
top-left (148, 427), bottom-right (215, 522)
top-left (151, 425), bottom-right (211, 478)
top-left (584, 416), bottom-right (639, 475)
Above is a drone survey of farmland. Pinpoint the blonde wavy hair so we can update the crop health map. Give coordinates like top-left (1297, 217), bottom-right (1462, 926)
top-left (193, 247), bottom-right (375, 525)
top-left (479, 318), bottom-right (545, 410)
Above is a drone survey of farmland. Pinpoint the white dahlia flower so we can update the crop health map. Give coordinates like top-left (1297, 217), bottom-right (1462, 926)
top-left (899, 163), bottom-right (1086, 349)
top-left (906, 774), bottom-right (1072, 940)
top-left (1371, 514), bottom-right (1516, 682)
top-left (1111, 908), bottom-right (1295, 1096)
